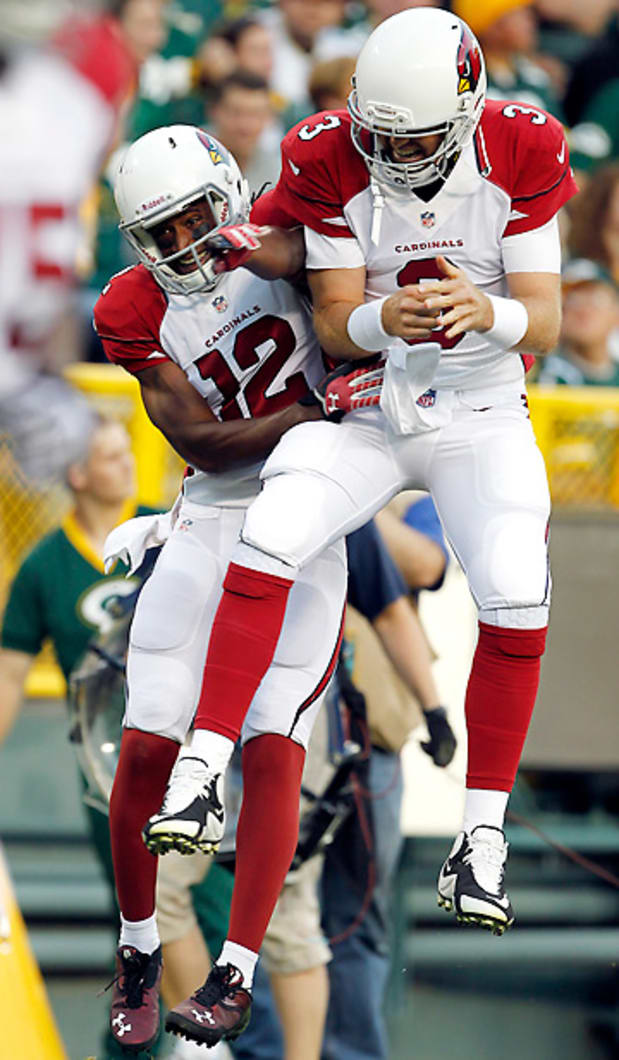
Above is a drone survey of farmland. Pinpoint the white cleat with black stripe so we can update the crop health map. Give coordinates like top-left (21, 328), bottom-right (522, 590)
top-left (437, 825), bottom-right (514, 936)
top-left (143, 756), bottom-right (225, 856)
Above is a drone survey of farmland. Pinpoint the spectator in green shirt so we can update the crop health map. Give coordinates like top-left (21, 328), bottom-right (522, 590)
top-left (536, 259), bottom-right (619, 386)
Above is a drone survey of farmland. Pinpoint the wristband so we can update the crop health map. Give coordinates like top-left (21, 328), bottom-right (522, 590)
top-left (485, 295), bottom-right (529, 348)
top-left (346, 297), bottom-right (390, 352)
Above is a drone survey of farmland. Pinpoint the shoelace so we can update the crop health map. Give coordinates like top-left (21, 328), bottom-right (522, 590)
top-left (160, 757), bottom-right (216, 811)
top-left (101, 952), bottom-right (152, 1008)
top-left (463, 837), bottom-right (506, 895)
top-left (193, 964), bottom-right (244, 1008)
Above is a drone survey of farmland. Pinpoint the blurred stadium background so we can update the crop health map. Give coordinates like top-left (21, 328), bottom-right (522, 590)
top-left (1, 1), bottom-right (618, 1058)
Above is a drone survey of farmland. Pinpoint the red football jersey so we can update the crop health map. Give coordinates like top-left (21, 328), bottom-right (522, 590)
top-left (258, 102), bottom-right (578, 389)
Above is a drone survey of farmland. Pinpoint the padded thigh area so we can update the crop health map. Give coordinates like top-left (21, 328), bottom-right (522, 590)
top-left (125, 504), bottom-right (243, 741)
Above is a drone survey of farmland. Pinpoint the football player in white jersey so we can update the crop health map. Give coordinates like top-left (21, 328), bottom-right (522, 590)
top-left (93, 124), bottom-right (382, 1052)
top-left (149, 9), bottom-right (579, 1044)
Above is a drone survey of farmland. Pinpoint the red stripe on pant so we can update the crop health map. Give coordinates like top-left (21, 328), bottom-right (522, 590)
top-left (465, 622), bottom-right (548, 792)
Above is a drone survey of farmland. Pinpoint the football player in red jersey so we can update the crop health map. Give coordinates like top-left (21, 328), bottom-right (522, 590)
top-left (93, 124), bottom-right (382, 1052)
top-left (149, 8), bottom-right (579, 1045)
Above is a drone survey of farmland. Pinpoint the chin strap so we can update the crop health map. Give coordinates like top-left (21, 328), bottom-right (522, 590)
top-left (370, 177), bottom-right (385, 245)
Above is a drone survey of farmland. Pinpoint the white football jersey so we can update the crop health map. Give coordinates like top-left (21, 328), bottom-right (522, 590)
top-left (94, 265), bottom-right (323, 506)
top-left (257, 102), bottom-right (578, 392)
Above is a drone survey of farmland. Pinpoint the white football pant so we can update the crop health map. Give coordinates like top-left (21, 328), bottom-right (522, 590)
top-left (239, 383), bottom-right (551, 631)
top-left (125, 500), bottom-right (347, 743)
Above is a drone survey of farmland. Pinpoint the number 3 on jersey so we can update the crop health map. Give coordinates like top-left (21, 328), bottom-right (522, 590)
top-left (397, 258), bottom-right (464, 350)
top-left (297, 114), bottom-right (341, 141)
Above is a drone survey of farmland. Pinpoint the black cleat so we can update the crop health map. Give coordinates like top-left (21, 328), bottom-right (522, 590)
top-left (165, 963), bottom-right (252, 1047)
top-left (108, 944), bottom-right (162, 1053)
top-left (142, 755), bottom-right (225, 856)
top-left (437, 825), bottom-right (514, 935)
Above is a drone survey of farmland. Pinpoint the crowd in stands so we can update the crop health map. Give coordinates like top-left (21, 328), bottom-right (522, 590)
top-left (2, 0), bottom-right (618, 398)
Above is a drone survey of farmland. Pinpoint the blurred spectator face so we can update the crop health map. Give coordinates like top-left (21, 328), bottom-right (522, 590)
top-left (119, 0), bottom-right (167, 65)
top-left (308, 55), bottom-right (356, 111)
top-left (211, 84), bottom-right (272, 167)
top-left (480, 5), bottom-right (537, 54)
top-left (535, 0), bottom-right (615, 35)
top-left (561, 280), bottom-right (619, 356)
top-left (69, 421), bottom-right (136, 505)
top-left (606, 178), bottom-right (619, 233)
top-left (235, 23), bottom-right (273, 82)
top-left (368, 0), bottom-right (441, 20)
top-left (280, 0), bottom-right (346, 48)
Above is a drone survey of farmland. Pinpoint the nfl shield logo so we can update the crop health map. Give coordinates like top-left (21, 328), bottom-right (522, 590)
top-left (212, 295), bottom-right (228, 313)
top-left (416, 389), bottom-right (436, 408)
top-left (420, 211), bottom-right (435, 229)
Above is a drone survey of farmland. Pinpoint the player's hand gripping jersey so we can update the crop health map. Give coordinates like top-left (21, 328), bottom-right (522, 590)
top-left (258, 103), bottom-right (578, 390)
top-left (94, 263), bottom-right (323, 506)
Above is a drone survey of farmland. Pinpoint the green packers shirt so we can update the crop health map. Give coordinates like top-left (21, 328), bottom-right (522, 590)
top-left (1, 504), bottom-right (157, 681)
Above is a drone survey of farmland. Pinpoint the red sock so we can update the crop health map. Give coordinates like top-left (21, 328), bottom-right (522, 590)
top-left (465, 622), bottom-right (548, 791)
top-left (194, 563), bottom-right (293, 741)
top-left (109, 728), bottom-right (179, 922)
top-left (228, 734), bottom-right (305, 953)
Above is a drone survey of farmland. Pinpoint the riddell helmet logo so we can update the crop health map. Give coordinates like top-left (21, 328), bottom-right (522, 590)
top-left (138, 194), bottom-right (171, 212)
top-left (457, 26), bottom-right (482, 95)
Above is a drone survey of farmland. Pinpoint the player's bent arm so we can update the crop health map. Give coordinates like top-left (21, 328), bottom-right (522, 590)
top-left (372, 598), bottom-right (441, 713)
top-left (308, 266), bottom-right (370, 359)
top-left (504, 271), bottom-right (562, 355)
top-left (137, 360), bottom-right (323, 473)
top-left (0, 648), bottom-right (33, 744)
top-left (422, 257), bottom-right (561, 354)
top-left (209, 225), bottom-right (305, 280)
top-left (245, 227), bottom-right (306, 280)
top-left (374, 509), bottom-right (446, 590)
top-left (309, 267), bottom-right (442, 359)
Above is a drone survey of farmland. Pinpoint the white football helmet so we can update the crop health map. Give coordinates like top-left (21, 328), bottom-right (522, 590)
top-left (348, 8), bottom-right (486, 191)
top-left (114, 125), bottom-right (250, 295)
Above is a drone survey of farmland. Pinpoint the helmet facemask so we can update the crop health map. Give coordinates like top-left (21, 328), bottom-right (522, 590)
top-left (348, 94), bottom-right (475, 191)
top-left (121, 182), bottom-right (243, 295)
top-left (348, 11), bottom-right (486, 194)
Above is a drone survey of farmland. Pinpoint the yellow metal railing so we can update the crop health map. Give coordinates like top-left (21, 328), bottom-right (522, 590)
top-left (528, 385), bottom-right (619, 509)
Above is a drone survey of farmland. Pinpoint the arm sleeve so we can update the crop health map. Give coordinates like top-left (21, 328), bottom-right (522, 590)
top-left (346, 520), bottom-right (408, 622)
top-left (501, 216), bottom-right (562, 274)
top-left (1, 558), bottom-right (46, 657)
top-left (304, 228), bottom-right (365, 271)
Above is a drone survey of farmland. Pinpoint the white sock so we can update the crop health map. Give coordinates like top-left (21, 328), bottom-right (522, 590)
top-left (217, 940), bottom-right (258, 989)
top-left (118, 913), bottom-right (160, 955)
top-left (462, 788), bottom-right (509, 834)
top-left (190, 730), bottom-right (235, 774)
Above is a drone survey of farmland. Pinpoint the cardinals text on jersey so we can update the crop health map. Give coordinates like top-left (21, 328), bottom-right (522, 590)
top-left (94, 265), bottom-right (323, 506)
top-left (254, 101), bottom-right (578, 390)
